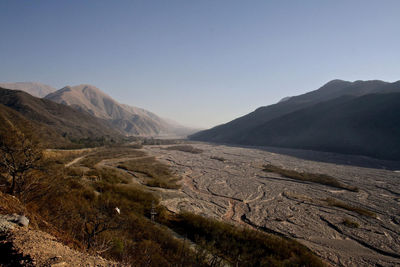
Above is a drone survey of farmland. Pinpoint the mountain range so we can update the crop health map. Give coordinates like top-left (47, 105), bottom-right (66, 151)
top-left (1, 82), bottom-right (195, 137)
top-left (44, 84), bottom-right (172, 136)
top-left (190, 80), bottom-right (400, 160)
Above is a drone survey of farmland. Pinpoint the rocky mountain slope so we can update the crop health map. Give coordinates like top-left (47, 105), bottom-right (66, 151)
top-left (0, 82), bottom-right (56, 98)
top-left (190, 79), bottom-right (400, 160)
top-left (0, 87), bottom-right (121, 147)
top-left (45, 84), bottom-right (193, 137)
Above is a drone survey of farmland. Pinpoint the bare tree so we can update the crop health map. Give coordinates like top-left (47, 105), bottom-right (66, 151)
top-left (82, 198), bottom-right (122, 250)
top-left (0, 125), bottom-right (43, 197)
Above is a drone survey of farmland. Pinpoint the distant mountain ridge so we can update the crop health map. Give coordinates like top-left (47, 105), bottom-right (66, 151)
top-left (0, 82), bottom-right (56, 98)
top-left (45, 84), bottom-right (194, 137)
top-left (190, 79), bottom-right (400, 160)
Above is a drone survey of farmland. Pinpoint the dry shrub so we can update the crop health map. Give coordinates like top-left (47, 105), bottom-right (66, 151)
top-left (165, 145), bottom-right (203, 154)
top-left (118, 157), bottom-right (180, 189)
top-left (263, 164), bottom-right (358, 192)
top-left (325, 198), bottom-right (376, 218)
top-left (166, 212), bottom-right (324, 267)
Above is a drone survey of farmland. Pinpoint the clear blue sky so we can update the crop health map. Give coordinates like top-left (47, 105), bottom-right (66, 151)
top-left (1, 1), bottom-right (400, 128)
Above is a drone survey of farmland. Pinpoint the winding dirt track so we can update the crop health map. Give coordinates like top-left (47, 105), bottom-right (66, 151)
top-left (142, 143), bottom-right (400, 267)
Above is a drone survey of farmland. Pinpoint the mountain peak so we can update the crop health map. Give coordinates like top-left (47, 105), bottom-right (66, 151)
top-left (45, 84), bottom-right (193, 136)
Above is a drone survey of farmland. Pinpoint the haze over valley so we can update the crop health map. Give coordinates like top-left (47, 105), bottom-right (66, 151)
top-left (1, 1), bottom-right (400, 267)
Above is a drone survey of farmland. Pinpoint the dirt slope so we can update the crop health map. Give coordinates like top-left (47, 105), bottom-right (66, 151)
top-left (0, 216), bottom-right (121, 267)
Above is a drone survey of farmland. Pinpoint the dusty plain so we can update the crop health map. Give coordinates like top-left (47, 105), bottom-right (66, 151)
top-left (142, 143), bottom-right (400, 267)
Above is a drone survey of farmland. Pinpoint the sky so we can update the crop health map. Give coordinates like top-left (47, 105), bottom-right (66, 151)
top-left (1, 1), bottom-right (400, 128)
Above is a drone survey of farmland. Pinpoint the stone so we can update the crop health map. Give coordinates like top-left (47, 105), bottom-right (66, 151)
top-left (15, 215), bottom-right (29, 227)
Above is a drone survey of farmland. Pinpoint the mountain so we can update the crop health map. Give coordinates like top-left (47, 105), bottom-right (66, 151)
top-left (0, 102), bottom-right (64, 146)
top-left (0, 87), bottom-right (121, 148)
top-left (0, 82), bottom-right (56, 98)
top-left (244, 93), bottom-right (400, 160)
top-left (45, 84), bottom-right (194, 136)
top-left (190, 80), bottom-right (400, 160)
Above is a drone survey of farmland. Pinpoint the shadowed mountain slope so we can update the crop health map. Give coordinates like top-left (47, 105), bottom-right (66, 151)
top-left (190, 80), bottom-right (400, 160)
top-left (0, 82), bottom-right (56, 98)
top-left (0, 103), bottom-right (68, 148)
top-left (0, 87), bottom-right (121, 147)
top-left (242, 93), bottom-right (400, 160)
top-left (45, 84), bottom-right (193, 136)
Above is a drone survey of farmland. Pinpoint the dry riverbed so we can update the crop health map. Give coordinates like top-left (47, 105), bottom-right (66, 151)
top-left (143, 143), bottom-right (400, 267)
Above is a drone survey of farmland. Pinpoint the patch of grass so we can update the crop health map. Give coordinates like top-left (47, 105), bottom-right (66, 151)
top-left (142, 138), bottom-right (183, 145)
top-left (118, 157), bottom-right (180, 189)
top-left (43, 148), bottom-right (94, 164)
top-left (210, 156), bottom-right (226, 162)
top-left (164, 212), bottom-right (324, 267)
top-left (80, 146), bottom-right (145, 168)
top-left (65, 167), bottom-right (85, 177)
top-left (325, 198), bottom-right (376, 218)
top-left (165, 145), bottom-right (203, 154)
top-left (342, 218), bottom-right (360, 228)
top-left (263, 164), bottom-right (358, 192)
top-left (89, 167), bottom-right (130, 184)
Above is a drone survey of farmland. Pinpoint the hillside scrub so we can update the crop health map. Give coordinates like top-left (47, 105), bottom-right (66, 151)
top-left (118, 157), bottom-right (180, 189)
top-left (1, 136), bottom-right (325, 266)
top-left (263, 164), bottom-right (359, 192)
top-left (0, 123), bottom-right (46, 200)
top-left (0, 141), bottom-right (203, 265)
top-left (165, 212), bottom-right (324, 267)
top-left (80, 146), bottom-right (145, 168)
top-left (24, 161), bottom-right (205, 265)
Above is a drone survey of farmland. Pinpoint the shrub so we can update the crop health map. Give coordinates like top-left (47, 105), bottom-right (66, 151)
top-left (342, 218), bottom-right (360, 228)
top-left (263, 164), bottom-right (358, 192)
top-left (325, 198), bottom-right (376, 218)
top-left (165, 145), bottom-right (203, 154)
top-left (165, 212), bottom-right (324, 267)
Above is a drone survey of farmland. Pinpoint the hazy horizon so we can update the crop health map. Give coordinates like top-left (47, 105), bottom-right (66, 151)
top-left (1, 0), bottom-right (400, 128)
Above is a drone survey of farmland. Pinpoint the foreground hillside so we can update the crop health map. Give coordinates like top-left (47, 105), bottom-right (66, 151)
top-left (0, 87), bottom-right (121, 147)
top-left (0, 125), bottom-right (324, 266)
top-left (190, 79), bottom-right (400, 160)
top-left (0, 212), bottom-right (118, 266)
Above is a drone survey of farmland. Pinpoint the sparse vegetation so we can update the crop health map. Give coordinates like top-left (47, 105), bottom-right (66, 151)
top-left (0, 128), bottom-right (326, 266)
top-left (325, 198), bottom-right (376, 218)
top-left (118, 157), bottom-right (180, 189)
top-left (142, 138), bottom-right (183, 145)
top-left (342, 218), bottom-right (360, 228)
top-left (210, 156), bottom-right (226, 162)
top-left (43, 148), bottom-right (94, 164)
top-left (80, 146), bottom-right (145, 168)
top-left (164, 212), bottom-right (324, 267)
top-left (165, 145), bottom-right (203, 154)
top-left (0, 123), bottom-right (44, 199)
top-left (263, 164), bottom-right (359, 192)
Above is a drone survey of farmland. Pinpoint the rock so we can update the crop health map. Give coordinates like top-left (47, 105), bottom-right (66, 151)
top-left (51, 262), bottom-right (68, 267)
top-left (0, 214), bottom-right (29, 228)
top-left (0, 215), bottom-right (15, 232)
top-left (16, 215), bottom-right (29, 227)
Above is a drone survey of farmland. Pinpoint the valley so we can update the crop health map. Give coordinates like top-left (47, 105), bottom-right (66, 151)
top-left (138, 143), bottom-right (400, 266)
top-left (2, 2), bottom-right (400, 266)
